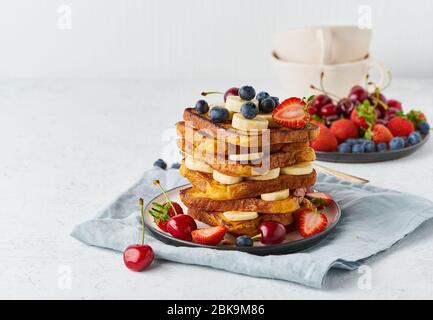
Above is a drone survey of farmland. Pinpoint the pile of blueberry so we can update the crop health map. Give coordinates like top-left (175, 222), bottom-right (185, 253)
top-left (338, 131), bottom-right (424, 153)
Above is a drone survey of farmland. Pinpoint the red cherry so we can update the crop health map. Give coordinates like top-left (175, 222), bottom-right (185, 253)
top-left (223, 87), bottom-right (239, 102)
top-left (387, 99), bottom-right (402, 111)
top-left (337, 98), bottom-right (354, 118)
top-left (164, 201), bottom-right (184, 216)
top-left (166, 214), bottom-right (197, 241)
top-left (258, 221), bottom-right (286, 244)
top-left (123, 244), bottom-right (154, 271)
top-left (320, 103), bottom-right (338, 116)
top-left (307, 105), bottom-right (318, 115)
top-left (348, 85), bottom-right (368, 104)
top-left (311, 95), bottom-right (332, 109)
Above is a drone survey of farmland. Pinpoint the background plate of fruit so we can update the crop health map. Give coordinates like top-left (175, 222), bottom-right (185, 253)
top-left (143, 181), bottom-right (341, 256)
top-left (308, 74), bottom-right (430, 163)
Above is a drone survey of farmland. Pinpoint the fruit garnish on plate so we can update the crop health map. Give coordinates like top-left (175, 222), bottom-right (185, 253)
top-left (255, 221), bottom-right (287, 244)
top-left (297, 207), bottom-right (328, 238)
top-left (272, 97), bottom-right (310, 129)
top-left (191, 226), bottom-right (226, 246)
top-left (306, 192), bottom-right (333, 210)
top-left (308, 71), bottom-right (430, 154)
top-left (123, 198), bottom-right (155, 271)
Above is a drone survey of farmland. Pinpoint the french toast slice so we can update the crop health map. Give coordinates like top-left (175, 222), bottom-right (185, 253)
top-left (178, 141), bottom-right (316, 176)
top-left (179, 164), bottom-right (317, 200)
top-left (182, 108), bottom-right (320, 146)
top-left (176, 121), bottom-right (310, 153)
top-left (187, 208), bottom-right (294, 236)
top-left (180, 187), bottom-right (300, 214)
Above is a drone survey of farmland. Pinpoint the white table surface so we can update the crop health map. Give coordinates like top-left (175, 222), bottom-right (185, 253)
top-left (1, 78), bottom-right (433, 299)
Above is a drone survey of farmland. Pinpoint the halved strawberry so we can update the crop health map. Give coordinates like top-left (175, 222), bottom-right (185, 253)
top-left (272, 97), bottom-right (310, 129)
top-left (298, 208), bottom-right (328, 238)
top-left (191, 226), bottom-right (226, 245)
top-left (305, 192), bottom-right (333, 210)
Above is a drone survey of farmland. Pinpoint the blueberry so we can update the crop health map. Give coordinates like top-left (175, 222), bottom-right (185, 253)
top-left (270, 96), bottom-right (280, 106)
top-left (364, 140), bottom-right (376, 153)
top-left (258, 97), bottom-right (276, 114)
top-left (408, 131), bottom-right (422, 145)
top-left (171, 162), bottom-right (181, 169)
top-left (345, 138), bottom-right (357, 146)
top-left (195, 99), bottom-right (209, 114)
top-left (338, 143), bottom-right (352, 153)
top-left (235, 235), bottom-right (253, 247)
top-left (417, 122), bottom-right (430, 135)
top-left (352, 143), bottom-right (365, 153)
top-left (256, 91), bottom-right (269, 101)
top-left (209, 106), bottom-right (229, 123)
top-left (377, 143), bottom-right (388, 152)
top-left (239, 86), bottom-right (256, 101)
top-left (389, 137), bottom-right (405, 150)
top-left (153, 159), bottom-right (167, 170)
top-left (240, 102), bottom-right (258, 119)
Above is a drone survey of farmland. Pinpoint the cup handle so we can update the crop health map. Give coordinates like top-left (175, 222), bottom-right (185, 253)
top-left (367, 61), bottom-right (390, 89)
top-left (317, 28), bottom-right (332, 65)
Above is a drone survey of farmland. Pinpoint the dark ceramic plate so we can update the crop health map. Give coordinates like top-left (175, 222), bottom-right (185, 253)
top-left (316, 134), bottom-right (429, 163)
top-left (144, 184), bottom-right (341, 256)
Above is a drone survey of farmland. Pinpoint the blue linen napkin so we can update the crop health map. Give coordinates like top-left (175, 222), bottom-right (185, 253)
top-left (71, 166), bottom-right (433, 288)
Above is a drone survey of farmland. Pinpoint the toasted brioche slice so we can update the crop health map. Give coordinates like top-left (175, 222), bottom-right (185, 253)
top-left (176, 121), bottom-right (310, 153)
top-left (182, 108), bottom-right (320, 146)
top-left (179, 141), bottom-right (316, 176)
top-left (180, 164), bottom-right (317, 200)
top-left (187, 208), bottom-right (294, 236)
top-left (180, 187), bottom-right (300, 214)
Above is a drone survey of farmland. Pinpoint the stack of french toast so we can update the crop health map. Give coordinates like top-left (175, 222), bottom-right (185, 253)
top-left (176, 86), bottom-right (320, 237)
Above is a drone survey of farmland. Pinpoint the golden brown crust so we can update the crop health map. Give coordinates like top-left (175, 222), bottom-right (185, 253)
top-left (180, 164), bottom-right (317, 200)
top-left (176, 121), bottom-right (310, 153)
top-left (187, 208), bottom-right (294, 236)
top-left (182, 108), bottom-right (320, 145)
top-left (180, 187), bottom-right (300, 214)
top-left (178, 138), bottom-right (316, 176)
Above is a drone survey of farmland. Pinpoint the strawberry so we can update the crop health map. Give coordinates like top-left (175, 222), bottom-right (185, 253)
top-left (305, 192), bottom-right (333, 210)
top-left (272, 97), bottom-right (310, 129)
top-left (310, 124), bottom-right (338, 152)
top-left (330, 119), bottom-right (358, 143)
top-left (406, 110), bottom-right (427, 126)
top-left (387, 117), bottom-right (415, 137)
top-left (298, 208), bottom-right (328, 238)
top-left (165, 201), bottom-right (184, 216)
top-left (191, 226), bottom-right (226, 245)
top-left (372, 124), bottom-right (393, 144)
top-left (350, 100), bottom-right (376, 129)
top-left (149, 201), bottom-right (183, 232)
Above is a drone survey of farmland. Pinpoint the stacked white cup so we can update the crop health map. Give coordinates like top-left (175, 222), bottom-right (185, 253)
top-left (271, 26), bottom-right (389, 97)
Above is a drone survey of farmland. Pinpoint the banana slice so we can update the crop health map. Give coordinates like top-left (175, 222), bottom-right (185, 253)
top-left (185, 156), bottom-right (213, 174)
top-left (222, 211), bottom-right (258, 222)
top-left (225, 96), bottom-right (258, 113)
top-left (281, 162), bottom-right (313, 175)
top-left (228, 152), bottom-right (263, 162)
top-left (232, 113), bottom-right (268, 131)
top-left (260, 189), bottom-right (290, 201)
top-left (247, 167), bottom-right (280, 181)
top-left (258, 113), bottom-right (279, 127)
top-left (213, 170), bottom-right (243, 185)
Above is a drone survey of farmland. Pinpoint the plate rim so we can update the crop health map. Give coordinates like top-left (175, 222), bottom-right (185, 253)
top-left (144, 184), bottom-right (342, 253)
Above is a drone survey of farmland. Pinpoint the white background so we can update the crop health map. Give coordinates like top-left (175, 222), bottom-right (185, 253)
top-left (0, 0), bottom-right (432, 79)
top-left (1, 1), bottom-right (433, 299)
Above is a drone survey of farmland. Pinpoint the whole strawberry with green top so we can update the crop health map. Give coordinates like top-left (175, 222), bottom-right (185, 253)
top-left (350, 100), bottom-right (376, 129)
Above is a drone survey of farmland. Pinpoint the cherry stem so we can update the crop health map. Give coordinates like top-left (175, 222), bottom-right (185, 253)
top-left (309, 84), bottom-right (341, 100)
top-left (153, 179), bottom-right (178, 215)
top-left (201, 91), bottom-right (224, 96)
top-left (251, 234), bottom-right (261, 241)
top-left (139, 198), bottom-right (145, 245)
